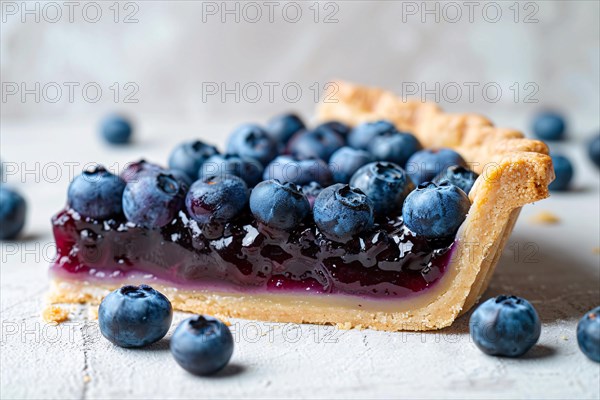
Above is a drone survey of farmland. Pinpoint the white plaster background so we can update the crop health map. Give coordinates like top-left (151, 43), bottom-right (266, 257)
top-left (1, 0), bottom-right (599, 139)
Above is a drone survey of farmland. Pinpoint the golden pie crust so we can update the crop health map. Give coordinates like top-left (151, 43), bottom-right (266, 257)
top-left (48, 81), bottom-right (554, 331)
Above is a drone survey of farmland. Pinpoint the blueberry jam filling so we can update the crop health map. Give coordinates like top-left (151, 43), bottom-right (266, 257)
top-left (51, 115), bottom-right (469, 299)
top-left (51, 207), bottom-right (454, 298)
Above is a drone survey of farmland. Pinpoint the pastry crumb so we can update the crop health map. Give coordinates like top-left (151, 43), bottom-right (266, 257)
top-left (88, 306), bottom-right (99, 320)
top-left (83, 374), bottom-right (91, 383)
top-left (336, 322), bottom-right (353, 330)
top-left (560, 335), bottom-right (569, 341)
top-left (42, 305), bottom-right (69, 324)
top-left (529, 211), bottom-right (560, 225)
top-left (593, 247), bottom-right (600, 255)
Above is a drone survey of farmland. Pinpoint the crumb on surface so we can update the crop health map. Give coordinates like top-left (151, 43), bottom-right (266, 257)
top-left (42, 305), bottom-right (69, 324)
top-left (529, 211), bottom-right (560, 225)
top-left (560, 335), bottom-right (569, 341)
top-left (88, 306), bottom-right (99, 320)
top-left (593, 247), bottom-right (600, 255)
top-left (83, 375), bottom-right (91, 383)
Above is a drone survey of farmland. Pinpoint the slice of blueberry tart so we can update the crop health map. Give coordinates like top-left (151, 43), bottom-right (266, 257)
top-left (47, 81), bottom-right (554, 331)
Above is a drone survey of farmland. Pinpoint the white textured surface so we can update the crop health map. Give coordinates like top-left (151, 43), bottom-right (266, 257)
top-left (1, 116), bottom-right (599, 399)
top-left (2, 1), bottom-right (600, 139)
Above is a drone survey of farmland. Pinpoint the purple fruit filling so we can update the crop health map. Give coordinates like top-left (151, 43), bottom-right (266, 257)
top-left (50, 207), bottom-right (455, 299)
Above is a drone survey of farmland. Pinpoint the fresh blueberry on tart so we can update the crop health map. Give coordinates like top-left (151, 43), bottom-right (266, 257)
top-left (168, 140), bottom-right (219, 181)
top-left (199, 153), bottom-right (263, 187)
top-left (329, 146), bottom-right (373, 184)
top-left (368, 130), bottom-right (422, 168)
top-left (48, 81), bottom-right (554, 332)
top-left (287, 125), bottom-right (345, 162)
top-left (347, 120), bottom-right (396, 150)
top-left (68, 165), bottom-right (126, 220)
top-left (263, 155), bottom-right (333, 186)
top-left (266, 113), bottom-right (305, 144)
top-left (227, 123), bottom-right (278, 166)
top-left (405, 148), bottom-right (467, 186)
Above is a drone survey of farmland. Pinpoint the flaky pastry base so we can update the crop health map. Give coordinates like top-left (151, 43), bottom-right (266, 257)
top-left (48, 81), bottom-right (554, 331)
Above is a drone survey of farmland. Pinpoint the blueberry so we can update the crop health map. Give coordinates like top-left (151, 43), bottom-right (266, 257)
top-left (249, 180), bottom-right (310, 230)
top-left (301, 181), bottom-right (323, 209)
top-left (403, 181), bottom-right (470, 239)
top-left (170, 315), bottom-right (234, 376)
top-left (433, 165), bottom-right (479, 195)
top-left (168, 140), bottom-right (219, 181)
top-left (577, 306), bottom-right (600, 363)
top-left (548, 154), bottom-right (574, 191)
top-left (287, 126), bottom-right (345, 162)
top-left (469, 295), bottom-right (541, 357)
top-left (0, 186), bottom-right (26, 240)
top-left (347, 120), bottom-right (396, 150)
top-left (263, 156), bottom-right (333, 186)
top-left (98, 285), bottom-right (173, 348)
top-left (313, 184), bottom-right (374, 242)
top-left (199, 153), bottom-right (263, 187)
top-left (349, 161), bottom-right (414, 216)
top-left (121, 159), bottom-right (164, 183)
top-left (368, 131), bottom-right (422, 168)
top-left (317, 121), bottom-right (351, 139)
top-left (532, 111), bottom-right (566, 141)
top-left (587, 134), bottom-right (600, 169)
top-left (122, 172), bottom-right (186, 228)
top-left (68, 166), bottom-right (126, 219)
top-left (186, 174), bottom-right (248, 224)
top-left (266, 113), bottom-right (305, 144)
top-left (329, 146), bottom-right (374, 184)
top-left (405, 148), bottom-right (467, 185)
top-left (100, 114), bottom-right (133, 145)
top-left (227, 124), bottom-right (278, 166)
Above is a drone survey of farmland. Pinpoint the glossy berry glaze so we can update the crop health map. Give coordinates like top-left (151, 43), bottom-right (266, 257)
top-left (50, 207), bottom-right (456, 299)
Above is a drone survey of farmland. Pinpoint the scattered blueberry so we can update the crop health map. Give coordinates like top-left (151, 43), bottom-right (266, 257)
top-left (301, 181), bottom-right (323, 209)
top-left (347, 120), bottom-right (396, 150)
top-left (368, 131), bottom-right (422, 168)
top-left (249, 180), bottom-right (310, 230)
top-left (186, 174), bottom-right (248, 224)
top-left (0, 186), bottom-right (26, 240)
top-left (122, 172), bottom-right (186, 228)
top-left (405, 148), bottom-right (467, 185)
top-left (349, 162), bottom-right (414, 216)
top-left (433, 165), bottom-right (479, 195)
top-left (532, 111), bottom-right (566, 141)
top-left (98, 285), bottom-right (173, 348)
top-left (469, 295), bottom-right (541, 357)
top-left (100, 115), bottom-right (133, 145)
top-left (266, 113), bottom-right (305, 144)
top-left (170, 315), bottom-right (234, 376)
top-left (227, 124), bottom-right (278, 166)
top-left (548, 154), bottom-right (574, 191)
top-left (263, 156), bottom-right (333, 186)
top-left (313, 184), bottom-right (374, 242)
top-left (68, 166), bottom-right (126, 219)
top-left (168, 140), bottom-right (219, 181)
top-left (577, 306), bottom-right (600, 363)
top-left (287, 126), bottom-right (345, 161)
top-left (403, 181), bottom-right (470, 239)
top-left (317, 121), bottom-right (351, 139)
top-left (588, 134), bottom-right (600, 169)
top-left (199, 153), bottom-right (263, 187)
top-left (329, 146), bottom-right (373, 184)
